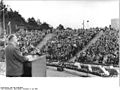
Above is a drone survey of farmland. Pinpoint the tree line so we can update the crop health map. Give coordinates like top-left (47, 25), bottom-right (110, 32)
top-left (0, 2), bottom-right (65, 34)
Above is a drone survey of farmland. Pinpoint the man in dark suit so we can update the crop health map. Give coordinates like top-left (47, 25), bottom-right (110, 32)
top-left (5, 34), bottom-right (29, 77)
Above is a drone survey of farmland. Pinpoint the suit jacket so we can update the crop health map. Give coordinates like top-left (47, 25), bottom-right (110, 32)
top-left (5, 43), bottom-right (28, 76)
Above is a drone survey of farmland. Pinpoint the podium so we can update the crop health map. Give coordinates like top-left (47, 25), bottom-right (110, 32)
top-left (25, 55), bottom-right (46, 77)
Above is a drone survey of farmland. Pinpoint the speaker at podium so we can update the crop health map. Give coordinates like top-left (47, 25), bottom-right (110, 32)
top-left (25, 55), bottom-right (46, 77)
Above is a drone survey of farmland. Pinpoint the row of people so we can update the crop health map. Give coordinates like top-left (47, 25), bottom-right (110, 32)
top-left (15, 27), bottom-right (119, 66)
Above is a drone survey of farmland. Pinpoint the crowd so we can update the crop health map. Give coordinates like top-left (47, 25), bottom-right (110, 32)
top-left (15, 29), bottom-right (50, 55)
top-left (1, 27), bottom-right (118, 67)
top-left (0, 40), bottom-right (5, 62)
top-left (46, 28), bottom-right (99, 62)
top-left (0, 26), bottom-right (119, 77)
top-left (76, 28), bottom-right (119, 66)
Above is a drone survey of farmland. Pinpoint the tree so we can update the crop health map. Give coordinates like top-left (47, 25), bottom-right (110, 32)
top-left (5, 9), bottom-right (27, 33)
top-left (56, 24), bottom-right (65, 30)
top-left (37, 19), bottom-right (41, 25)
top-left (66, 27), bottom-right (72, 30)
top-left (27, 17), bottom-right (38, 26)
top-left (0, 0), bottom-right (5, 10)
top-left (40, 22), bottom-right (50, 30)
top-left (27, 17), bottom-right (39, 30)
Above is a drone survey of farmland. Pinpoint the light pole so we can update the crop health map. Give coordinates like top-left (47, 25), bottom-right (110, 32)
top-left (0, 0), bottom-right (3, 37)
top-left (1, 0), bottom-right (6, 47)
top-left (82, 20), bottom-right (85, 30)
top-left (3, 8), bottom-right (6, 39)
top-left (82, 20), bottom-right (90, 30)
top-left (0, 9), bottom-right (5, 37)
top-left (87, 20), bottom-right (89, 29)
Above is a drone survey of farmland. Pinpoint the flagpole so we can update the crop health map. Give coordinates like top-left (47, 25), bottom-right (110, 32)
top-left (10, 22), bottom-right (11, 35)
top-left (2, 0), bottom-right (6, 47)
top-left (83, 20), bottom-right (84, 30)
top-left (3, 8), bottom-right (5, 38)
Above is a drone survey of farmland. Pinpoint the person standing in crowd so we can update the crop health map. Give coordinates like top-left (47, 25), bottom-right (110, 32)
top-left (5, 34), bottom-right (29, 77)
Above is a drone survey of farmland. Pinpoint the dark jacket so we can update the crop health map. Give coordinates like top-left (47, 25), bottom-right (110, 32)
top-left (5, 43), bottom-right (28, 76)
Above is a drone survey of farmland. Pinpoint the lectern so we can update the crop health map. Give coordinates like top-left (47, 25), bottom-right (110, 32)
top-left (26, 55), bottom-right (46, 77)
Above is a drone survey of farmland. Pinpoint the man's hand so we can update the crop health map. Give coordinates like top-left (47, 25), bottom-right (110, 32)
top-left (25, 57), bottom-right (29, 61)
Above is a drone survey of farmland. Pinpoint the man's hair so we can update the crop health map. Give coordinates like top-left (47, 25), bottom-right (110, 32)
top-left (8, 34), bottom-right (15, 41)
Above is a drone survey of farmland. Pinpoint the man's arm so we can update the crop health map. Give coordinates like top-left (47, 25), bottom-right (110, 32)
top-left (13, 47), bottom-right (28, 63)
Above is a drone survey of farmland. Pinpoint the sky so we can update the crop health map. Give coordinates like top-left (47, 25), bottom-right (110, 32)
top-left (3, 0), bottom-right (119, 29)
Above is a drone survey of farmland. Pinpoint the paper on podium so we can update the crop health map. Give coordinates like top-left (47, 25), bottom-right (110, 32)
top-left (26, 55), bottom-right (38, 61)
